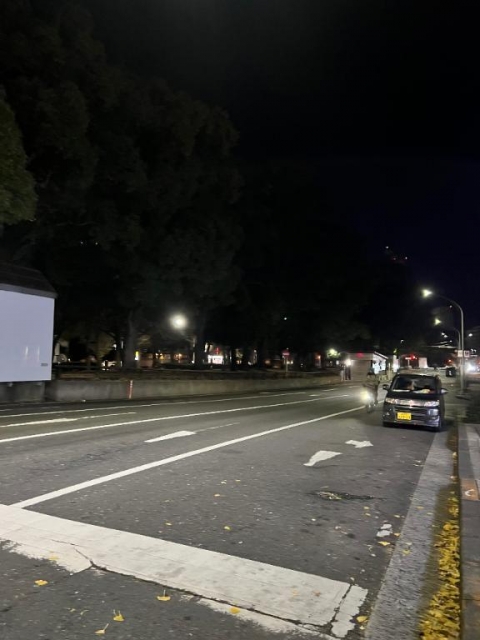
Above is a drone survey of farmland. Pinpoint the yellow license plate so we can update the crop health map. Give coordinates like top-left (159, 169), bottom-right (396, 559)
top-left (397, 412), bottom-right (412, 421)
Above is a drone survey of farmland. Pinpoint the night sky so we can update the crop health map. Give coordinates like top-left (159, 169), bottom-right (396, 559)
top-left (88, 0), bottom-right (479, 322)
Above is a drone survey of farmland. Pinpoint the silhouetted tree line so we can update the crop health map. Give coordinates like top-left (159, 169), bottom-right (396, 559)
top-left (0, 1), bottom-right (430, 368)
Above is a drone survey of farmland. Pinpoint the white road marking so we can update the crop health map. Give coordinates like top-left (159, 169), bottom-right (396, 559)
top-left (331, 584), bottom-right (368, 638)
top-left (12, 406), bottom-right (363, 508)
top-left (0, 396), bottom-right (352, 446)
top-left (3, 418), bottom-right (76, 427)
top-left (304, 451), bottom-right (342, 467)
top-left (145, 430), bottom-right (195, 443)
top-left (1, 412), bottom-right (136, 429)
top-left (196, 599), bottom-right (323, 637)
top-left (0, 504), bottom-right (367, 633)
top-left (0, 391), bottom-right (312, 420)
top-left (376, 524), bottom-right (393, 538)
top-left (201, 422), bottom-right (237, 432)
top-left (345, 440), bottom-right (373, 449)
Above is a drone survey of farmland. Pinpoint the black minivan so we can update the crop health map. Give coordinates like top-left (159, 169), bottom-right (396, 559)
top-left (382, 373), bottom-right (447, 431)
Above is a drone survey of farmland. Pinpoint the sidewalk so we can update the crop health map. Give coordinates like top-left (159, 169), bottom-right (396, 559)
top-left (458, 422), bottom-right (480, 640)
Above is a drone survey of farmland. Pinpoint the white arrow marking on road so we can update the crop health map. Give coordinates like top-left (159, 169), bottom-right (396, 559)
top-left (346, 440), bottom-right (373, 448)
top-left (304, 450), bottom-right (341, 466)
top-left (145, 430), bottom-right (196, 443)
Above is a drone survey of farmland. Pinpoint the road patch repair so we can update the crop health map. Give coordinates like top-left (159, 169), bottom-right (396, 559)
top-left (0, 504), bottom-right (366, 638)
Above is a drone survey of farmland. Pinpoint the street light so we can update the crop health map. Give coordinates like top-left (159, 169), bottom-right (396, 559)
top-left (170, 314), bottom-right (187, 330)
top-left (423, 289), bottom-right (465, 394)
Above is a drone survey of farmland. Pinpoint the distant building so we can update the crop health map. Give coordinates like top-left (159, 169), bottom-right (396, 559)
top-left (345, 351), bottom-right (389, 381)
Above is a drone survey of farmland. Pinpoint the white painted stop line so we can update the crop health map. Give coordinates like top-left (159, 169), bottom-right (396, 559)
top-left (0, 504), bottom-right (367, 637)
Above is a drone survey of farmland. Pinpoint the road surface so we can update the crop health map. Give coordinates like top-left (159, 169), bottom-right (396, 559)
top-left (0, 385), bottom-right (458, 639)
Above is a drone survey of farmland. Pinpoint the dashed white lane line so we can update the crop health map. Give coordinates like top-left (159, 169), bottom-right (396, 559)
top-left (11, 406), bottom-right (363, 508)
top-left (1, 412), bottom-right (136, 429)
top-left (304, 451), bottom-right (342, 466)
top-left (0, 504), bottom-right (366, 636)
top-left (145, 430), bottom-right (195, 443)
top-left (145, 423), bottom-right (238, 443)
top-left (0, 396), bottom-right (351, 446)
top-left (201, 422), bottom-right (238, 432)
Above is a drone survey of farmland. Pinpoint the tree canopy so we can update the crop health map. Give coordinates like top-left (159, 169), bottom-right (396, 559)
top-left (0, 94), bottom-right (36, 226)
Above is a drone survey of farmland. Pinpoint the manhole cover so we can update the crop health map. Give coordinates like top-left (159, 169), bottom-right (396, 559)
top-left (310, 491), bottom-right (376, 501)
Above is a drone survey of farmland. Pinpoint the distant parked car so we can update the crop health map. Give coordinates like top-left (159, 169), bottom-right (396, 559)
top-left (382, 373), bottom-right (447, 432)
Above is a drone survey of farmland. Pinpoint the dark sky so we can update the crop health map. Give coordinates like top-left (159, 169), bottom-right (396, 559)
top-left (88, 0), bottom-right (480, 323)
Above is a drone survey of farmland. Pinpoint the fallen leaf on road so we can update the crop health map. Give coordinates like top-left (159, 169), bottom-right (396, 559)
top-left (157, 590), bottom-right (171, 602)
top-left (34, 580), bottom-right (48, 586)
top-left (165, 522), bottom-right (172, 526)
top-left (69, 608), bottom-right (76, 613)
top-left (417, 506), bottom-right (425, 510)
top-left (378, 541), bottom-right (390, 547)
top-left (230, 607), bottom-right (241, 614)
top-left (394, 515), bottom-right (401, 518)
top-left (235, 480), bottom-right (241, 482)
top-left (357, 615), bottom-right (369, 623)
top-left (113, 611), bottom-right (124, 622)
top-left (95, 624), bottom-right (109, 635)
top-left (394, 533), bottom-right (400, 537)
top-left (224, 526), bottom-right (232, 531)
top-left (402, 549), bottom-right (411, 555)
top-left (365, 513), bottom-right (371, 517)
top-left (214, 494), bottom-right (222, 497)
top-left (363, 506), bottom-right (370, 510)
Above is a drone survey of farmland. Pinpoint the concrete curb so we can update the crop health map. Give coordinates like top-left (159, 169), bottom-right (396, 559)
top-left (458, 424), bottom-right (480, 640)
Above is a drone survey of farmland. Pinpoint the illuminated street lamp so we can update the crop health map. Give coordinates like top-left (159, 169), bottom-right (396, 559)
top-left (423, 289), bottom-right (465, 394)
top-left (170, 314), bottom-right (188, 330)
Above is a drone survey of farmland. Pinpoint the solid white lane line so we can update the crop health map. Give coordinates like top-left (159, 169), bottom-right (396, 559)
top-left (304, 451), bottom-right (342, 466)
top-left (145, 431), bottom-right (195, 443)
top-left (0, 504), bottom-right (367, 634)
top-left (0, 395), bottom-right (352, 445)
top-left (1, 412), bottom-right (137, 429)
top-left (12, 406), bottom-right (363, 508)
top-left (0, 391), bottom-right (313, 420)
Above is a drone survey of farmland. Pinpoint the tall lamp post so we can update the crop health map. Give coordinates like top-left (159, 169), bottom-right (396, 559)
top-left (423, 289), bottom-right (465, 394)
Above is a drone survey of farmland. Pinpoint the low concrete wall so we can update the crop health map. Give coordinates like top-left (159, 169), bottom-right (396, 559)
top-left (0, 382), bottom-right (45, 403)
top-left (45, 375), bottom-right (340, 403)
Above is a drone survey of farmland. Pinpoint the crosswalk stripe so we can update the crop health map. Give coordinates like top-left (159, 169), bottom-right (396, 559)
top-left (0, 504), bottom-right (367, 637)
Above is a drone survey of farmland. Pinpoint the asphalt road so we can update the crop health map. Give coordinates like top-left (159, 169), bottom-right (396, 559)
top-left (0, 384), bottom-right (459, 639)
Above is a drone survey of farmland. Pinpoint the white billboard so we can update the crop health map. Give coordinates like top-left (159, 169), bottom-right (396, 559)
top-left (0, 289), bottom-right (54, 382)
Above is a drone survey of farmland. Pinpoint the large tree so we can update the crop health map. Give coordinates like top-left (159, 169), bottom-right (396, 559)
top-left (0, 94), bottom-right (36, 226)
top-left (0, 1), bottom-right (242, 368)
